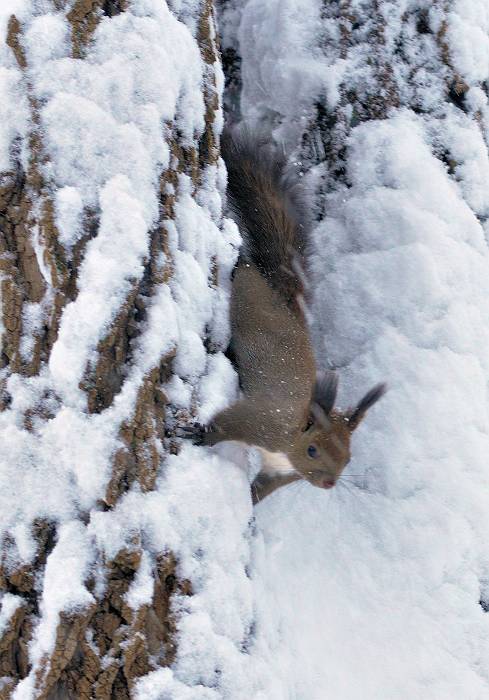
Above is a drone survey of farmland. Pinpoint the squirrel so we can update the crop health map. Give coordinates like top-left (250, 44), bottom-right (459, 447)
top-left (188, 129), bottom-right (386, 504)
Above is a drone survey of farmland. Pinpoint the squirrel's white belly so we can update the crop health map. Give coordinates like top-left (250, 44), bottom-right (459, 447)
top-left (259, 448), bottom-right (296, 476)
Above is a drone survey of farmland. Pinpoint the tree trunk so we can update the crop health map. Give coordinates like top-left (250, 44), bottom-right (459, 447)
top-left (0, 2), bottom-right (238, 698)
top-left (3, 1), bottom-right (489, 698)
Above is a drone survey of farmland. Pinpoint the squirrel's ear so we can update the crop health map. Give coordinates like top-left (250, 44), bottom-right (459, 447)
top-left (312, 371), bottom-right (338, 415)
top-left (304, 372), bottom-right (338, 429)
top-left (348, 383), bottom-right (387, 430)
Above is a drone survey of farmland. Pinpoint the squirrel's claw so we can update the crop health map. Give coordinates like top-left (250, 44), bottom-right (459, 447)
top-left (175, 422), bottom-right (208, 445)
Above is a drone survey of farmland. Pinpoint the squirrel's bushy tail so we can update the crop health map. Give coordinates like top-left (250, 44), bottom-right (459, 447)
top-left (221, 129), bottom-right (309, 306)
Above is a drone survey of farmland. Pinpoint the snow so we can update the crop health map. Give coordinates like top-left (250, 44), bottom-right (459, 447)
top-left (0, 66), bottom-right (28, 173)
top-left (29, 522), bottom-right (95, 656)
top-left (50, 174), bottom-right (151, 407)
top-left (0, 0), bottom-right (218, 542)
top-left (2, 0), bottom-right (489, 698)
top-left (225, 0), bottom-right (489, 697)
top-left (431, 115), bottom-right (489, 217)
top-left (238, 0), bottom-right (345, 130)
top-left (198, 353), bottom-right (238, 425)
top-left (0, 1), bottom-right (241, 694)
top-left (54, 186), bottom-right (85, 249)
top-left (13, 522), bottom-right (95, 700)
top-left (0, 593), bottom-right (23, 638)
top-left (247, 113), bottom-right (489, 698)
top-left (447, 1), bottom-right (489, 84)
top-left (135, 667), bottom-right (217, 699)
top-left (125, 550), bottom-right (154, 610)
top-left (136, 282), bottom-right (179, 370)
top-left (0, 3), bottom-right (30, 173)
top-left (88, 445), bottom-right (254, 695)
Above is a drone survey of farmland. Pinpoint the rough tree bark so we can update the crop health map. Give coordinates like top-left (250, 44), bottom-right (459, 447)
top-left (301, 2), bottom-right (488, 198)
top-left (0, 1), bottom-right (228, 698)
top-left (221, 0), bottom-right (488, 209)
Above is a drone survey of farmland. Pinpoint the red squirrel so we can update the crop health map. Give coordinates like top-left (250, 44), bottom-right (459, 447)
top-left (190, 130), bottom-right (386, 504)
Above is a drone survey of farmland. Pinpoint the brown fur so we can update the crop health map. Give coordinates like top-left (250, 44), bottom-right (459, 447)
top-left (201, 130), bottom-right (386, 503)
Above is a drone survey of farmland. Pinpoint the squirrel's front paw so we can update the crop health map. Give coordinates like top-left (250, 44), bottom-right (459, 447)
top-left (175, 422), bottom-right (210, 446)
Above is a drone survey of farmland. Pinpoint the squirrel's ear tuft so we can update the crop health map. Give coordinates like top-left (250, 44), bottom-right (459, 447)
top-left (348, 383), bottom-right (387, 430)
top-left (312, 371), bottom-right (338, 416)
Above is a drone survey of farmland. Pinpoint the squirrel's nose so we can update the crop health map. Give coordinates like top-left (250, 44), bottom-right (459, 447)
top-left (322, 479), bottom-right (335, 489)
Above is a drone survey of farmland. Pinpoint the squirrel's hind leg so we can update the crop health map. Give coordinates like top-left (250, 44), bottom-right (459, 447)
top-left (251, 471), bottom-right (302, 504)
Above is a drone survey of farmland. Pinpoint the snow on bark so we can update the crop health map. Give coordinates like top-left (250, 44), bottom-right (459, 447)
top-left (219, 0), bottom-right (489, 697)
top-left (2, 0), bottom-right (487, 697)
top-left (0, 1), bottom-right (252, 698)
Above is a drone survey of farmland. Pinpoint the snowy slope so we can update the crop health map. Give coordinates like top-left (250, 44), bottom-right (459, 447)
top-left (221, 0), bottom-right (489, 698)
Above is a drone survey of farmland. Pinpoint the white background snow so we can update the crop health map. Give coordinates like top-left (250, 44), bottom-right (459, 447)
top-left (1, 0), bottom-right (489, 698)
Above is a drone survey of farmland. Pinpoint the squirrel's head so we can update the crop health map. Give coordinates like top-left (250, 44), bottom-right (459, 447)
top-left (289, 373), bottom-right (386, 489)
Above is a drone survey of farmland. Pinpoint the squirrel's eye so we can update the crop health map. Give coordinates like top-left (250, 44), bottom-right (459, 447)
top-left (307, 444), bottom-right (318, 459)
